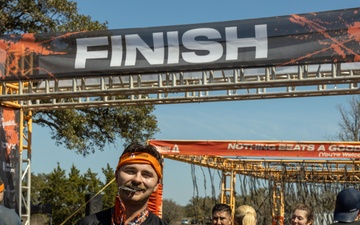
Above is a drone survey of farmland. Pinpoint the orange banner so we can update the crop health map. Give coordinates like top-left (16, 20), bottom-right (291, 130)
top-left (149, 140), bottom-right (360, 159)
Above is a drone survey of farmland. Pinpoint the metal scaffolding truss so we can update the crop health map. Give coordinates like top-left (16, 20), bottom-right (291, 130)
top-left (164, 155), bottom-right (360, 184)
top-left (1, 62), bottom-right (360, 110)
top-left (164, 154), bottom-right (360, 225)
top-left (2, 61), bottom-right (360, 225)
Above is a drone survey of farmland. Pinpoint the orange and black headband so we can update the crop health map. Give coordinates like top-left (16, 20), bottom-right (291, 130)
top-left (116, 152), bottom-right (162, 179)
top-left (0, 183), bottom-right (4, 192)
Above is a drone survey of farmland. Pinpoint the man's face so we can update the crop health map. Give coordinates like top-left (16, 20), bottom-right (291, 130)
top-left (212, 210), bottom-right (232, 225)
top-left (116, 163), bottom-right (159, 204)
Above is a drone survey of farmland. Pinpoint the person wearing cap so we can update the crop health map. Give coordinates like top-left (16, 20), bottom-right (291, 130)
top-left (0, 177), bottom-right (22, 225)
top-left (76, 143), bottom-right (167, 225)
top-left (331, 188), bottom-right (360, 225)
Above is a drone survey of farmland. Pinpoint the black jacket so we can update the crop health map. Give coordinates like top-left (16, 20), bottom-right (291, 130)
top-left (75, 208), bottom-right (168, 225)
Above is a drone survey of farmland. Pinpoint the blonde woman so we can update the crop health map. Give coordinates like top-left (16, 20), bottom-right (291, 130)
top-left (234, 205), bottom-right (257, 225)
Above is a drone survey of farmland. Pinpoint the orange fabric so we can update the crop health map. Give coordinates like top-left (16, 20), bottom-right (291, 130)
top-left (0, 183), bottom-right (3, 192)
top-left (112, 196), bottom-right (126, 225)
top-left (116, 152), bottom-right (162, 179)
top-left (112, 195), bottom-right (150, 225)
top-left (148, 183), bottom-right (163, 217)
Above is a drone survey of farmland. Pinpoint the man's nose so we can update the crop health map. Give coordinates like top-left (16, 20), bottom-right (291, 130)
top-left (132, 172), bottom-right (142, 182)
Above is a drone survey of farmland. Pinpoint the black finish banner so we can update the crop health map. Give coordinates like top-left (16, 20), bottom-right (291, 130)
top-left (0, 107), bottom-right (20, 212)
top-left (0, 7), bottom-right (360, 81)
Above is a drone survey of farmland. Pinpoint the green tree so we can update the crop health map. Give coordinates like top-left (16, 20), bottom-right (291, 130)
top-left (39, 163), bottom-right (76, 224)
top-left (0, 0), bottom-right (107, 34)
top-left (66, 165), bottom-right (86, 219)
top-left (34, 106), bottom-right (159, 156)
top-left (185, 196), bottom-right (216, 223)
top-left (162, 199), bottom-right (185, 225)
top-left (101, 164), bottom-right (118, 209)
top-left (0, 0), bottom-right (159, 155)
top-left (30, 172), bottom-right (47, 205)
top-left (30, 163), bottom-right (125, 224)
top-left (83, 169), bottom-right (101, 193)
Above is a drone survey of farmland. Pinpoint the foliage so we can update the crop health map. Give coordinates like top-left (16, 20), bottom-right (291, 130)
top-left (184, 196), bottom-right (217, 223)
top-left (33, 106), bottom-right (159, 156)
top-left (336, 96), bottom-right (360, 141)
top-left (0, 0), bottom-right (107, 34)
top-left (162, 199), bottom-right (185, 224)
top-left (30, 163), bottom-right (188, 225)
top-left (36, 163), bottom-right (80, 224)
top-left (30, 173), bottom-right (47, 205)
top-left (101, 164), bottom-right (118, 209)
top-left (1, 0), bottom-right (160, 155)
top-left (30, 163), bottom-right (115, 224)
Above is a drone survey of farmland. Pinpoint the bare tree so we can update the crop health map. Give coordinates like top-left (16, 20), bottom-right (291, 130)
top-left (336, 96), bottom-right (360, 141)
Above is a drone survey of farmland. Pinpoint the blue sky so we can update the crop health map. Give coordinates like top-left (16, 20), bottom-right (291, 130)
top-left (30, 1), bottom-right (360, 206)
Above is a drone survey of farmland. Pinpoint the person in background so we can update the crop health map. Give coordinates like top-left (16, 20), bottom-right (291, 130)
top-left (0, 177), bottom-right (22, 225)
top-left (234, 205), bottom-right (257, 225)
top-left (76, 143), bottom-right (167, 225)
top-left (212, 203), bottom-right (233, 225)
top-left (331, 188), bottom-right (360, 225)
top-left (291, 203), bottom-right (313, 225)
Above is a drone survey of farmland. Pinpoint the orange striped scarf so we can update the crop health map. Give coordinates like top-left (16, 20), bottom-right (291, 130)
top-left (112, 196), bottom-right (149, 225)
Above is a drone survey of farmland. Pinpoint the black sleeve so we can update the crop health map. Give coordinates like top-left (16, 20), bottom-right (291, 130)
top-left (75, 208), bottom-right (112, 225)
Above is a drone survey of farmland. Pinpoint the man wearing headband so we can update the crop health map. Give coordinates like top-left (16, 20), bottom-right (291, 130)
top-left (0, 177), bottom-right (22, 225)
top-left (76, 143), bottom-right (167, 225)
